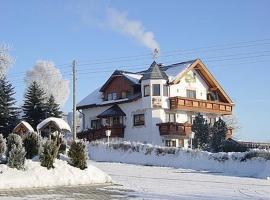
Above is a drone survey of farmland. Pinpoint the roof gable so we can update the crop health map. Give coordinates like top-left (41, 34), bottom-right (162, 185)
top-left (100, 70), bottom-right (141, 92)
top-left (172, 59), bottom-right (234, 104)
top-left (97, 104), bottom-right (126, 118)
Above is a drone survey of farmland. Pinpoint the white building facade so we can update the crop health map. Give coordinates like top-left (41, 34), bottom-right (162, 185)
top-left (77, 59), bottom-right (234, 148)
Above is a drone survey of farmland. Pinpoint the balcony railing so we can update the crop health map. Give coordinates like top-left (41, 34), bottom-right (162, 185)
top-left (170, 97), bottom-right (233, 115)
top-left (78, 125), bottom-right (125, 141)
top-left (156, 122), bottom-right (192, 137)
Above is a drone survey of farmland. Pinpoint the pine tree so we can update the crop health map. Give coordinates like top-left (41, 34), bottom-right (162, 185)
top-left (0, 76), bottom-right (19, 137)
top-left (192, 113), bottom-right (210, 150)
top-left (45, 95), bottom-right (62, 118)
top-left (68, 140), bottom-right (88, 170)
top-left (22, 81), bottom-right (47, 129)
top-left (210, 118), bottom-right (228, 152)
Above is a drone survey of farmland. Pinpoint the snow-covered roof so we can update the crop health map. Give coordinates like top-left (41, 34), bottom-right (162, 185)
top-left (161, 60), bottom-right (195, 82)
top-left (14, 121), bottom-right (34, 132)
top-left (37, 117), bottom-right (71, 132)
top-left (77, 88), bottom-right (103, 108)
top-left (122, 72), bottom-right (142, 84)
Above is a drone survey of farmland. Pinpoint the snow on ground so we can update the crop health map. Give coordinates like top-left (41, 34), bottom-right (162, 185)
top-left (89, 141), bottom-right (270, 179)
top-left (90, 160), bottom-right (270, 200)
top-left (0, 159), bottom-right (111, 189)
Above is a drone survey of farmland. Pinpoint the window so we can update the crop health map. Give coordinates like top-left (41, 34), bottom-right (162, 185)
top-left (163, 85), bottom-right (169, 96)
top-left (187, 114), bottom-right (195, 124)
top-left (166, 113), bottom-right (176, 122)
top-left (144, 85), bottom-right (150, 97)
top-left (152, 84), bottom-right (160, 96)
top-left (108, 92), bottom-right (117, 100)
top-left (133, 114), bottom-right (145, 126)
top-left (209, 117), bottom-right (216, 125)
top-left (165, 140), bottom-right (177, 147)
top-left (186, 89), bottom-right (196, 99)
top-left (91, 119), bottom-right (101, 129)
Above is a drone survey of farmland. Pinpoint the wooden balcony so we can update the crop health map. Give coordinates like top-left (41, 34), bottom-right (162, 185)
top-left (170, 97), bottom-right (233, 115)
top-left (78, 125), bottom-right (125, 141)
top-left (156, 122), bottom-right (192, 137)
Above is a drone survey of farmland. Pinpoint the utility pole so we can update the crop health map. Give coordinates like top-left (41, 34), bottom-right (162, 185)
top-left (72, 60), bottom-right (77, 141)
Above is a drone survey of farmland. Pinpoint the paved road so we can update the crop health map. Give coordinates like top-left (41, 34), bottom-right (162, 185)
top-left (0, 184), bottom-right (135, 200)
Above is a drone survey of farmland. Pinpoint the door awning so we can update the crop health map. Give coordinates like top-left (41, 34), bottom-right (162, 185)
top-left (97, 104), bottom-right (126, 118)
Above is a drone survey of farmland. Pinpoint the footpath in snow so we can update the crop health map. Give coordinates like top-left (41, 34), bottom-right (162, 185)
top-left (0, 159), bottom-right (111, 190)
top-left (89, 141), bottom-right (270, 179)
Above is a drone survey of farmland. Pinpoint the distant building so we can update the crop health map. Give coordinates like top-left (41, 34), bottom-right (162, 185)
top-left (77, 59), bottom-right (234, 148)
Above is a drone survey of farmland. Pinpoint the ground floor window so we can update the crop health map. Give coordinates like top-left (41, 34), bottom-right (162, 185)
top-left (91, 119), bottom-right (101, 129)
top-left (165, 139), bottom-right (177, 147)
top-left (134, 114), bottom-right (145, 126)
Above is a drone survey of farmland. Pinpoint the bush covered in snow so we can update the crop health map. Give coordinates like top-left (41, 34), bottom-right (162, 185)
top-left (89, 141), bottom-right (270, 179)
top-left (0, 134), bottom-right (6, 162)
top-left (6, 133), bottom-right (22, 156)
top-left (40, 139), bottom-right (59, 169)
top-left (7, 135), bottom-right (26, 170)
top-left (23, 132), bottom-right (42, 159)
top-left (68, 140), bottom-right (88, 170)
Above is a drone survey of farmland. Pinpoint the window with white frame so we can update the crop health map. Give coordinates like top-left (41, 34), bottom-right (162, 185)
top-left (144, 85), bottom-right (150, 97)
top-left (186, 89), bottom-right (196, 99)
top-left (107, 92), bottom-right (117, 100)
top-left (166, 113), bottom-right (176, 122)
top-left (152, 84), bottom-right (160, 96)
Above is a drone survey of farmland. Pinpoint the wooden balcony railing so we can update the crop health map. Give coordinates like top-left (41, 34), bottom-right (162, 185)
top-left (170, 97), bottom-right (233, 115)
top-left (156, 122), bottom-right (192, 137)
top-left (77, 125), bottom-right (125, 141)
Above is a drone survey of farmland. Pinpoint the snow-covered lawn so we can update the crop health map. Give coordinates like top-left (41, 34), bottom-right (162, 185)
top-left (89, 141), bottom-right (270, 179)
top-left (0, 159), bottom-right (111, 189)
top-left (90, 160), bottom-right (270, 200)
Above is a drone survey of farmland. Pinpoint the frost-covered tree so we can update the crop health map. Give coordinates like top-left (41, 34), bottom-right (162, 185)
top-left (210, 118), bottom-right (228, 152)
top-left (6, 133), bottom-right (26, 169)
top-left (22, 81), bottom-right (47, 129)
top-left (0, 76), bottom-right (19, 137)
top-left (0, 44), bottom-right (14, 77)
top-left (192, 113), bottom-right (210, 150)
top-left (45, 95), bottom-right (62, 118)
top-left (0, 134), bottom-right (7, 161)
top-left (25, 60), bottom-right (69, 107)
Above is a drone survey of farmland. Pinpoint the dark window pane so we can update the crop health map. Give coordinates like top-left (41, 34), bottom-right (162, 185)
top-left (152, 84), bottom-right (160, 96)
top-left (144, 85), bottom-right (150, 97)
top-left (187, 90), bottom-right (196, 99)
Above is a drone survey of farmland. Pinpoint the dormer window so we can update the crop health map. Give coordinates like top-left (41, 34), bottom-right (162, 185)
top-left (152, 84), bottom-right (160, 96)
top-left (108, 92), bottom-right (117, 101)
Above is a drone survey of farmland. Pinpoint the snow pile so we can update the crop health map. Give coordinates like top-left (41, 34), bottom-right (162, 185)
top-left (0, 159), bottom-right (112, 189)
top-left (88, 141), bottom-right (270, 179)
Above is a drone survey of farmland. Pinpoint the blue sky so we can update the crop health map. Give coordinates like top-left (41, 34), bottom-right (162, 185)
top-left (1, 0), bottom-right (270, 142)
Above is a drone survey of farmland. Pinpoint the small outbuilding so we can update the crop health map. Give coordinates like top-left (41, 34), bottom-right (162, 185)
top-left (13, 121), bottom-right (34, 135)
top-left (37, 117), bottom-right (71, 139)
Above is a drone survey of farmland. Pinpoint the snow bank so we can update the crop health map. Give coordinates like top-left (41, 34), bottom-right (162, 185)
top-left (0, 159), bottom-right (111, 189)
top-left (88, 141), bottom-right (270, 179)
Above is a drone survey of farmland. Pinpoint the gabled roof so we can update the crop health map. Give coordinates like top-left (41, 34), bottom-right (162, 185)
top-left (170, 59), bottom-right (234, 104)
top-left (13, 121), bottom-right (34, 133)
top-left (141, 61), bottom-right (168, 81)
top-left (97, 104), bottom-right (126, 118)
top-left (100, 70), bottom-right (142, 92)
top-left (37, 117), bottom-right (71, 132)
